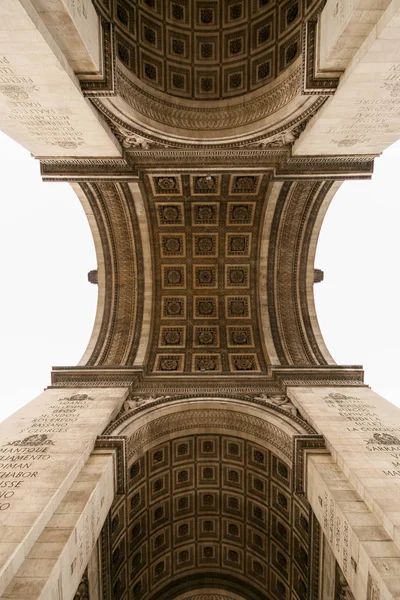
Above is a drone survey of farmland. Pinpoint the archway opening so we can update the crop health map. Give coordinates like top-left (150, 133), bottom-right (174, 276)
top-left (0, 131), bottom-right (98, 416)
top-left (314, 139), bottom-right (400, 406)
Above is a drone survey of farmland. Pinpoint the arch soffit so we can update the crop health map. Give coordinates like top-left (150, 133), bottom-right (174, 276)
top-left (107, 396), bottom-right (316, 456)
top-left (101, 397), bottom-right (323, 600)
top-left (90, 0), bottom-right (329, 146)
top-left (74, 176), bottom-right (341, 370)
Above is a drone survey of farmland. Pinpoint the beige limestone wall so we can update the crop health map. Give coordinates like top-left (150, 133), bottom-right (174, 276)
top-left (290, 386), bottom-right (400, 599)
top-left (295, 0), bottom-right (400, 156)
top-left (29, 0), bottom-right (101, 74)
top-left (319, 0), bottom-right (391, 72)
top-left (0, 1), bottom-right (120, 157)
top-left (130, 182), bottom-right (153, 368)
top-left (0, 386), bottom-right (128, 597)
top-left (72, 182), bottom-right (107, 367)
top-left (1, 451), bottom-right (115, 600)
top-left (320, 535), bottom-right (337, 600)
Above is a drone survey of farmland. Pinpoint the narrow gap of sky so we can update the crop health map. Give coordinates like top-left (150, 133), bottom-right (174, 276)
top-left (314, 139), bottom-right (400, 408)
top-left (0, 132), bottom-right (399, 421)
top-left (0, 131), bottom-right (97, 420)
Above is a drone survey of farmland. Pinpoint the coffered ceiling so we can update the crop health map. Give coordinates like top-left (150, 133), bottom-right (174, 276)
top-left (111, 0), bottom-right (319, 100)
top-left (144, 173), bottom-right (270, 376)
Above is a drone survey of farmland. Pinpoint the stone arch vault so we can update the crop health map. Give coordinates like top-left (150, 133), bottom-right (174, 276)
top-left (0, 1), bottom-right (400, 600)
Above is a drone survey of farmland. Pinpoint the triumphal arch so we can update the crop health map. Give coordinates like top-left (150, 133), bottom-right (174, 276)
top-left (0, 1), bottom-right (400, 599)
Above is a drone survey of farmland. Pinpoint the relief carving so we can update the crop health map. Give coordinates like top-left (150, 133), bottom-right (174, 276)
top-left (116, 67), bottom-right (303, 132)
top-left (126, 408), bottom-right (293, 459)
top-left (252, 393), bottom-right (298, 416)
top-left (74, 569), bottom-right (89, 600)
top-left (335, 569), bottom-right (354, 600)
top-left (182, 595), bottom-right (237, 600)
top-left (123, 395), bottom-right (171, 411)
top-left (367, 573), bottom-right (380, 600)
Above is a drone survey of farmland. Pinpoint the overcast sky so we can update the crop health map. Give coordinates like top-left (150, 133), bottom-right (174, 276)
top-left (0, 131), bottom-right (399, 421)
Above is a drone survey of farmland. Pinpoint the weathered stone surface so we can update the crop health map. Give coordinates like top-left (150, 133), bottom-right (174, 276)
top-left (0, 387), bottom-right (127, 597)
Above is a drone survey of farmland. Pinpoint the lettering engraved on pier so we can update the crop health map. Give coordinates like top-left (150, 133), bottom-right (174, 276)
top-left (0, 394), bottom-right (94, 511)
top-left (323, 393), bottom-right (400, 477)
top-left (0, 56), bottom-right (85, 149)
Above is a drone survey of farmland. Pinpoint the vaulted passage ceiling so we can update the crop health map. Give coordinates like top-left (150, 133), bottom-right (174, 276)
top-left (75, 174), bottom-right (365, 377)
top-left (47, 0), bottom-right (369, 390)
top-left (106, 432), bottom-right (318, 600)
top-left (90, 0), bottom-right (327, 145)
top-left (111, 0), bottom-right (319, 100)
top-left (144, 172), bottom-right (270, 375)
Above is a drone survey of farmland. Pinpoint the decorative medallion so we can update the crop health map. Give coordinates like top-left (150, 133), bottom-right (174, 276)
top-left (155, 354), bottom-right (185, 372)
top-left (162, 297), bottom-right (187, 319)
top-left (159, 326), bottom-right (186, 348)
top-left (226, 233), bottom-right (251, 256)
top-left (227, 203), bottom-right (255, 226)
top-left (229, 354), bottom-right (260, 371)
top-left (156, 204), bottom-right (185, 226)
top-left (151, 175), bottom-right (183, 195)
top-left (192, 354), bottom-right (222, 372)
top-left (194, 265), bottom-right (218, 288)
top-left (191, 175), bottom-right (221, 195)
top-left (160, 233), bottom-right (186, 257)
top-left (162, 265), bottom-right (186, 288)
top-left (225, 266), bottom-right (250, 288)
top-left (194, 297), bottom-right (218, 319)
top-left (193, 234), bottom-right (219, 257)
top-left (227, 326), bottom-right (254, 347)
top-left (192, 203), bottom-right (220, 225)
top-left (193, 326), bottom-right (220, 348)
top-left (226, 296), bottom-right (250, 319)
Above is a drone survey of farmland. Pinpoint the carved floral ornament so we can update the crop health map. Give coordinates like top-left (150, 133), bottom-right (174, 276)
top-left (106, 396), bottom-right (315, 461)
top-left (121, 393), bottom-right (298, 417)
top-left (174, 595), bottom-right (239, 600)
top-left (104, 98), bottom-right (321, 149)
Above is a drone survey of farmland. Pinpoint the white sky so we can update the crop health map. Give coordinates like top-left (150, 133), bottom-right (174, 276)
top-left (0, 131), bottom-right (399, 421)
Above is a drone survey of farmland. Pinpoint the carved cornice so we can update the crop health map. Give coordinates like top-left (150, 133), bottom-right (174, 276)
top-left (292, 435), bottom-right (327, 494)
top-left (274, 367), bottom-right (365, 388)
top-left (175, 595), bottom-right (236, 600)
top-left (50, 366), bottom-right (364, 390)
top-left (50, 366), bottom-right (141, 388)
top-left (127, 153), bottom-right (373, 179)
top-left (80, 20), bottom-right (116, 96)
top-left (39, 158), bottom-right (136, 182)
top-left (95, 436), bottom-right (127, 495)
top-left (302, 11), bottom-right (341, 94)
top-left (39, 152), bottom-right (374, 181)
top-left (117, 66), bottom-right (304, 131)
top-left (105, 393), bottom-right (316, 437)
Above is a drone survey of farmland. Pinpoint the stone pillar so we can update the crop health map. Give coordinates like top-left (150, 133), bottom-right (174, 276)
top-left (1, 450), bottom-right (115, 600)
top-left (294, 0), bottom-right (400, 156)
top-left (28, 0), bottom-right (102, 74)
top-left (0, 386), bottom-right (128, 596)
top-left (319, 0), bottom-right (391, 73)
top-left (320, 535), bottom-right (337, 600)
top-left (0, 1), bottom-right (120, 157)
top-left (289, 386), bottom-right (400, 599)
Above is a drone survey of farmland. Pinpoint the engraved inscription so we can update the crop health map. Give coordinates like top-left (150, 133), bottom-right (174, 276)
top-left (0, 57), bottom-right (85, 149)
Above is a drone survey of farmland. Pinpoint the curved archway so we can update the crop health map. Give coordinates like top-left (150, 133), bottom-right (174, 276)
top-left (0, 132), bottom-right (98, 415)
top-left (100, 396), bottom-right (321, 600)
top-left (314, 140), bottom-right (400, 405)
